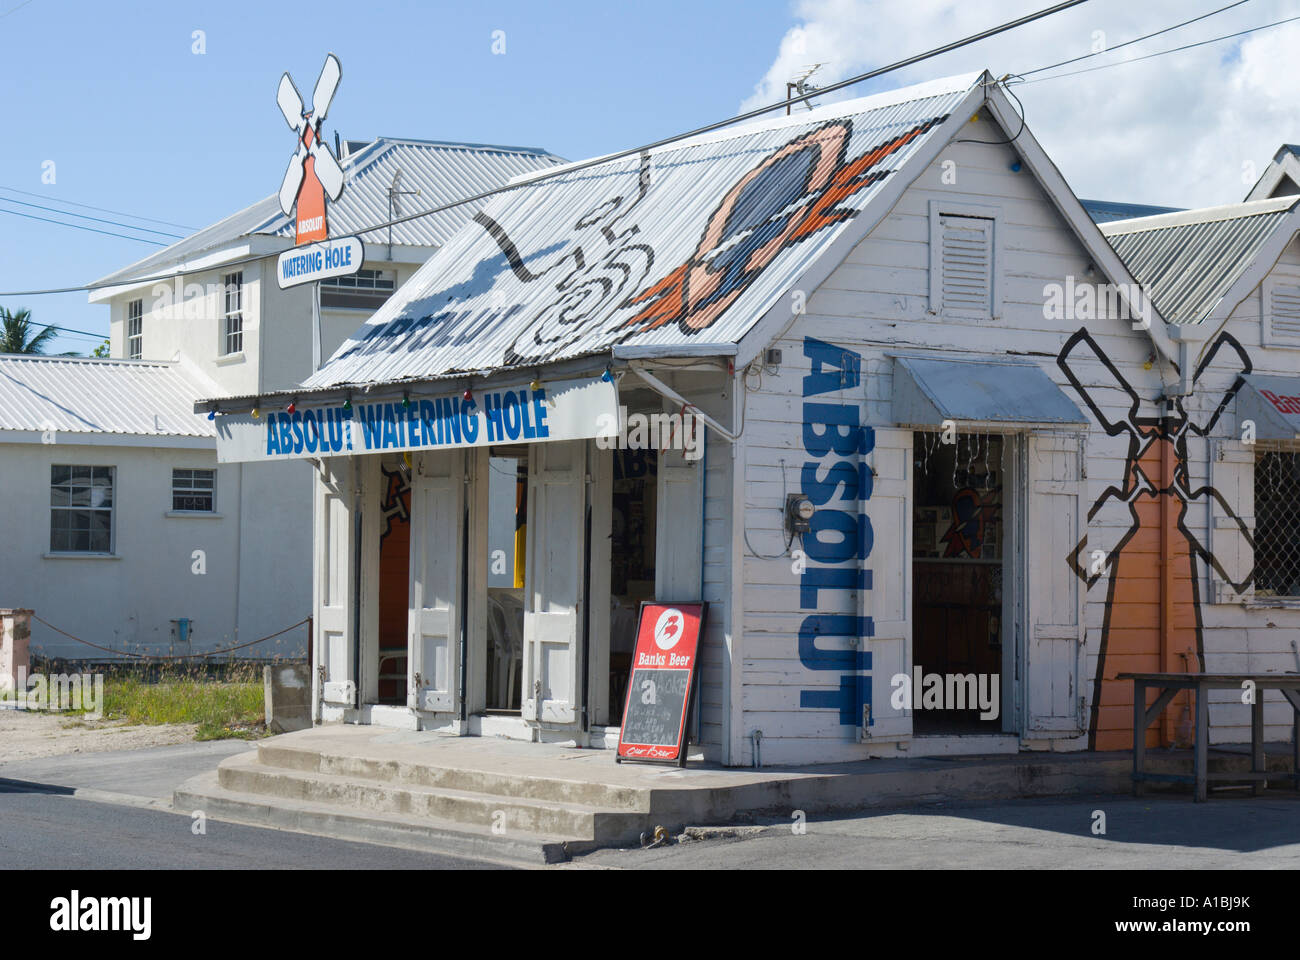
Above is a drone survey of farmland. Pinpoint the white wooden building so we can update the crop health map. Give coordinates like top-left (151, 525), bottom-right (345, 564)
top-left (0, 138), bottom-right (564, 661)
top-left (203, 72), bottom-right (1300, 765)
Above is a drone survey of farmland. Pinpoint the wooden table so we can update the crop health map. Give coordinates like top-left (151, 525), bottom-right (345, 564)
top-left (1118, 672), bottom-right (1300, 801)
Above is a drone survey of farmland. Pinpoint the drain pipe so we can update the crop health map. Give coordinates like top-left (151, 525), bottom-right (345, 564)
top-left (751, 729), bottom-right (762, 769)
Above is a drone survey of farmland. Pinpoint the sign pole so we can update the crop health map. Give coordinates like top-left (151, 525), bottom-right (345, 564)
top-left (312, 280), bottom-right (322, 371)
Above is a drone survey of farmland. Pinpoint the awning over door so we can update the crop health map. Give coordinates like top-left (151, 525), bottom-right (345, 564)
top-left (1236, 374), bottom-right (1300, 440)
top-left (892, 356), bottom-right (1087, 428)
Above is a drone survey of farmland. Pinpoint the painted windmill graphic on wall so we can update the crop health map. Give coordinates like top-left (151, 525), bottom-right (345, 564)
top-left (1057, 327), bottom-right (1256, 751)
top-left (277, 53), bottom-right (345, 245)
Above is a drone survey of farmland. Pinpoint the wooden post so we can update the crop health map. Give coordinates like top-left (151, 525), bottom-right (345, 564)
top-left (1194, 681), bottom-right (1209, 802)
top-left (1132, 678), bottom-right (1146, 796)
top-left (1251, 690), bottom-right (1266, 797)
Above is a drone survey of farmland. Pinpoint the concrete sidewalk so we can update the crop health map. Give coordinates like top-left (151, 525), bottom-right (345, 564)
top-left (173, 726), bottom-right (1299, 863)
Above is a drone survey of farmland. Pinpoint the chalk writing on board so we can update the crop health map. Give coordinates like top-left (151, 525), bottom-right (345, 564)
top-left (620, 668), bottom-right (690, 750)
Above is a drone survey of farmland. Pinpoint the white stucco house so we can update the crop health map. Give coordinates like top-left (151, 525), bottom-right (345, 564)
top-left (1, 137), bottom-right (564, 659)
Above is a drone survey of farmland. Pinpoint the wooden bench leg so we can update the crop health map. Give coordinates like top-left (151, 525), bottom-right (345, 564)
top-left (1252, 692), bottom-right (1266, 797)
top-left (1133, 681), bottom-right (1146, 797)
top-left (1195, 683), bottom-right (1209, 802)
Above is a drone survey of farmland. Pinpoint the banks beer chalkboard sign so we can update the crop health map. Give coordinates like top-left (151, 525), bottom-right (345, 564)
top-left (616, 601), bottom-right (707, 766)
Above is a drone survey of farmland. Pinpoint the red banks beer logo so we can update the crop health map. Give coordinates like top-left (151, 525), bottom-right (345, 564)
top-left (653, 608), bottom-right (685, 651)
top-left (276, 54), bottom-right (346, 245)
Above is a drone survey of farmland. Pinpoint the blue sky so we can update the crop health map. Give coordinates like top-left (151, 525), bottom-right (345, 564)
top-left (0, 0), bottom-right (797, 353)
top-left (3, 0), bottom-right (1298, 355)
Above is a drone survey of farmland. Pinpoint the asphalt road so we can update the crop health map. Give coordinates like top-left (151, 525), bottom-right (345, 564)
top-left (0, 785), bottom-right (508, 870)
top-left (572, 794), bottom-right (1300, 869)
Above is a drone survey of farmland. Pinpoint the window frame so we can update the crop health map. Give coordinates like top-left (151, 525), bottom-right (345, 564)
top-left (320, 268), bottom-right (395, 291)
top-left (49, 464), bottom-right (116, 555)
top-left (126, 298), bottom-right (143, 359)
top-left (171, 467), bottom-right (217, 514)
top-left (928, 200), bottom-right (1003, 322)
top-left (221, 271), bottom-right (243, 356)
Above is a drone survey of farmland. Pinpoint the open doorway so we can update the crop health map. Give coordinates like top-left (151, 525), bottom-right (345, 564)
top-left (911, 431), bottom-right (1006, 735)
top-left (607, 447), bottom-right (658, 725)
top-left (376, 458), bottom-right (412, 705)
top-left (485, 450), bottom-right (527, 713)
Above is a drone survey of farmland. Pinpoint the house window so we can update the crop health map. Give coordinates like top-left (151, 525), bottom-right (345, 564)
top-left (1253, 448), bottom-right (1300, 597)
top-left (172, 468), bottom-right (216, 512)
top-left (126, 299), bottom-right (143, 359)
top-left (320, 268), bottom-right (397, 310)
top-left (50, 465), bottom-right (114, 553)
top-left (929, 201), bottom-right (1000, 320)
top-left (222, 272), bottom-right (243, 355)
top-left (322, 268), bottom-right (395, 291)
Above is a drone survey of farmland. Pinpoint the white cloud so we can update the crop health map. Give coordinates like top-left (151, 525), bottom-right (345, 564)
top-left (741, 0), bottom-right (1300, 208)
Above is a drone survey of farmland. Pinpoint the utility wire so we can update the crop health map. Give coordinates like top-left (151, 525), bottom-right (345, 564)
top-left (0, 185), bottom-right (196, 231)
top-left (1022, 10), bottom-right (1300, 84)
top-left (1019, 0), bottom-right (1253, 77)
top-left (0, 316), bottom-right (108, 340)
top-left (0, 204), bottom-right (167, 245)
top-left (0, 0), bottom-right (1091, 298)
top-left (0, 195), bottom-right (185, 238)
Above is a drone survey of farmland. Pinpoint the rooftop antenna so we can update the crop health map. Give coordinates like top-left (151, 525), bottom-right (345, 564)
top-left (786, 63), bottom-right (825, 115)
top-left (387, 168), bottom-right (421, 260)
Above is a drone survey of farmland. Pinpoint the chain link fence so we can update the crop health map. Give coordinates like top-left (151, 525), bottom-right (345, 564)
top-left (1253, 446), bottom-right (1300, 598)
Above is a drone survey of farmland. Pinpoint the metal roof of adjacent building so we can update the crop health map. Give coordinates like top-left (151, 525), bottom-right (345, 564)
top-left (1080, 199), bottom-right (1184, 224)
top-left (1101, 196), bottom-right (1300, 325)
top-left (302, 72), bottom-right (982, 390)
top-left (1244, 143), bottom-right (1300, 202)
top-left (0, 355), bottom-right (217, 438)
top-left (93, 138), bottom-right (566, 288)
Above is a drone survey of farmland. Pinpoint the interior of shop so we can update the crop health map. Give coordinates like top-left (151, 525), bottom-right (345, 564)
top-left (485, 448), bottom-right (528, 713)
top-left (607, 446), bottom-right (657, 725)
top-left (376, 456), bottom-right (413, 705)
top-left (911, 430), bottom-right (1005, 734)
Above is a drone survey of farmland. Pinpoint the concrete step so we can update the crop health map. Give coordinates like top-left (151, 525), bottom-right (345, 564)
top-left (216, 751), bottom-right (645, 844)
top-left (174, 767), bottom-right (592, 865)
top-left (256, 739), bottom-right (650, 811)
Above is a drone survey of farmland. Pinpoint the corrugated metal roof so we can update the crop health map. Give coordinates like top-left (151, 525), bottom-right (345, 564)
top-left (304, 73), bottom-right (982, 390)
top-left (0, 355), bottom-right (216, 438)
top-left (1102, 196), bottom-right (1300, 325)
top-left (93, 138), bottom-right (566, 287)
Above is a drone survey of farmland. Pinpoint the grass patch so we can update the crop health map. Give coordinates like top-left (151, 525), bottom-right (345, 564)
top-left (102, 676), bottom-right (265, 736)
top-left (28, 660), bottom-right (276, 740)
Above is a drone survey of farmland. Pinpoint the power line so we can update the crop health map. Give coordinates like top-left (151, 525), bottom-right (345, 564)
top-left (0, 194), bottom-right (185, 239)
top-left (1020, 0), bottom-right (1253, 77)
top-left (1022, 11), bottom-right (1300, 84)
top-left (359, 0), bottom-right (1092, 241)
top-left (0, 204), bottom-right (167, 245)
top-left (0, 315), bottom-right (108, 341)
top-left (0, 0), bottom-right (1091, 298)
top-left (0, 185), bottom-right (196, 231)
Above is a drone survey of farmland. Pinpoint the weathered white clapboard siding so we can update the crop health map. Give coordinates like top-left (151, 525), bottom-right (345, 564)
top-left (736, 134), bottom-right (1167, 761)
top-left (1177, 236), bottom-right (1300, 743)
